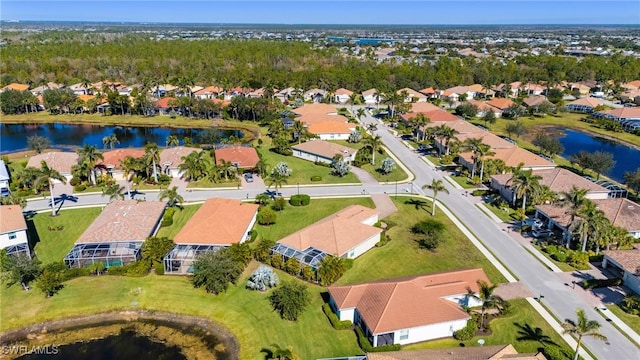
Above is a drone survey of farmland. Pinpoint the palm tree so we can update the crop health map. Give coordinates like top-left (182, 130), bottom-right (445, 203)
top-left (510, 168), bottom-right (542, 212)
top-left (218, 159), bottom-right (237, 182)
top-left (166, 135), bottom-right (180, 147)
top-left (144, 143), bottom-right (160, 183)
top-left (422, 179), bottom-right (449, 216)
top-left (102, 136), bottom-right (110, 150)
top-left (476, 144), bottom-right (495, 182)
top-left (121, 156), bottom-right (139, 199)
top-left (470, 280), bottom-right (505, 332)
top-left (34, 161), bottom-right (67, 216)
top-left (266, 171), bottom-right (288, 194)
top-left (291, 120), bottom-right (306, 144)
top-left (557, 186), bottom-right (588, 248)
top-left (255, 159), bottom-right (269, 178)
top-left (179, 151), bottom-right (211, 181)
top-left (1, 194), bottom-right (26, 209)
top-left (410, 113), bottom-right (430, 141)
top-left (107, 133), bottom-right (119, 149)
top-left (562, 309), bottom-right (608, 360)
top-left (102, 184), bottom-right (125, 202)
top-left (460, 137), bottom-right (484, 179)
top-left (356, 108), bottom-right (366, 122)
top-left (76, 144), bottom-right (104, 186)
top-left (159, 186), bottom-right (184, 208)
top-left (366, 123), bottom-right (378, 135)
top-left (348, 93), bottom-right (359, 113)
top-left (435, 125), bottom-right (458, 156)
top-left (364, 135), bottom-right (383, 165)
top-left (575, 200), bottom-right (604, 252)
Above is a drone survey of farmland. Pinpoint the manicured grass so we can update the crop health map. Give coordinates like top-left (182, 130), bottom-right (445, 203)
top-left (257, 137), bottom-right (360, 185)
top-left (607, 304), bottom-right (640, 335)
top-left (337, 197), bottom-right (507, 285)
top-left (30, 207), bottom-right (102, 264)
top-left (450, 175), bottom-right (478, 189)
top-left (532, 244), bottom-right (577, 272)
top-left (256, 197), bottom-right (375, 241)
top-left (329, 140), bottom-right (410, 182)
top-left (483, 201), bottom-right (519, 223)
top-left (0, 265), bottom-right (361, 360)
top-left (404, 299), bottom-right (572, 355)
top-left (156, 204), bottom-right (203, 240)
top-left (187, 178), bottom-right (241, 188)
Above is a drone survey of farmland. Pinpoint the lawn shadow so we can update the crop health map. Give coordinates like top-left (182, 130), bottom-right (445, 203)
top-left (404, 198), bottom-right (429, 212)
top-left (25, 218), bottom-right (42, 254)
top-left (514, 322), bottom-right (558, 347)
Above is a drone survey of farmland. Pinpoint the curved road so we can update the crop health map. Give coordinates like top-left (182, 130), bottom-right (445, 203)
top-left (24, 110), bottom-right (637, 359)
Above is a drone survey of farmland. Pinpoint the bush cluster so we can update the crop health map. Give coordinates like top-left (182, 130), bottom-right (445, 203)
top-left (620, 295), bottom-right (640, 315)
top-left (310, 175), bottom-right (323, 182)
top-left (542, 245), bottom-right (590, 269)
top-left (257, 208), bottom-right (277, 225)
top-left (453, 318), bottom-right (478, 341)
top-left (73, 184), bottom-right (87, 192)
top-left (161, 207), bottom-right (175, 227)
top-left (289, 194), bottom-right (310, 206)
top-left (542, 345), bottom-right (576, 360)
top-left (322, 303), bottom-right (352, 330)
top-left (581, 278), bottom-right (622, 289)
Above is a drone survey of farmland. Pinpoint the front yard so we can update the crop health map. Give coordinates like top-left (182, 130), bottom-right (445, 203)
top-left (607, 304), bottom-right (640, 335)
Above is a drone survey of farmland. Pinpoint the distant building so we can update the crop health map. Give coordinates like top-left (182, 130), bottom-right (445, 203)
top-left (0, 205), bottom-right (30, 258)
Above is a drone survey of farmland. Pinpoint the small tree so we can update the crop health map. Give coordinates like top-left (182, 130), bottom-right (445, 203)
top-left (141, 236), bottom-right (174, 268)
top-left (191, 249), bottom-right (244, 295)
top-left (269, 281), bottom-right (311, 321)
top-left (285, 257), bottom-right (301, 276)
top-left (482, 110), bottom-right (497, 129)
top-left (331, 156), bottom-right (349, 177)
top-left (258, 208), bottom-right (277, 225)
top-left (253, 238), bottom-right (275, 262)
top-left (246, 265), bottom-right (279, 291)
top-left (533, 132), bottom-right (564, 158)
top-left (348, 129), bottom-right (363, 143)
top-left (317, 256), bottom-right (346, 286)
top-left (1, 253), bottom-right (42, 288)
top-left (27, 135), bottom-right (50, 154)
top-left (455, 102), bottom-right (479, 119)
top-left (505, 121), bottom-right (527, 139)
top-left (624, 168), bottom-right (640, 197)
top-left (36, 262), bottom-right (67, 297)
top-left (379, 157), bottom-right (395, 175)
top-left (411, 219), bottom-right (446, 250)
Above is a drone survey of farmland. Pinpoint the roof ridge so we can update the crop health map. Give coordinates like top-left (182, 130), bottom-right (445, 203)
top-left (549, 167), bottom-right (562, 187)
top-left (612, 198), bottom-right (625, 226)
top-left (374, 282), bottom-right (400, 333)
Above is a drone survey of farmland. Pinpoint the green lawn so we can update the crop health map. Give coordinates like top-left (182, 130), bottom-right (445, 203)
top-left (156, 204), bottom-right (203, 239)
top-left (187, 178), bottom-right (241, 188)
top-left (607, 304), bottom-right (640, 335)
top-left (0, 265), bottom-right (361, 360)
top-left (329, 140), bottom-right (410, 182)
top-left (483, 201), bottom-right (519, 223)
top-left (450, 175), bottom-right (478, 189)
top-left (404, 299), bottom-right (572, 355)
top-left (255, 197), bottom-right (375, 241)
top-left (337, 197), bottom-right (507, 285)
top-left (30, 207), bottom-right (102, 264)
top-left (257, 136), bottom-right (360, 185)
top-left (532, 244), bottom-right (577, 272)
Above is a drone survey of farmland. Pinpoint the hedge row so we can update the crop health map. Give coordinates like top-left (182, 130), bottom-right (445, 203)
top-left (322, 303), bottom-right (352, 330)
top-left (289, 194), bottom-right (311, 206)
top-left (581, 278), bottom-right (622, 289)
top-left (355, 326), bottom-right (401, 352)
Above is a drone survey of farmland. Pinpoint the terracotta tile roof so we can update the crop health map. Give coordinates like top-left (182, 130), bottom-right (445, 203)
top-left (537, 198), bottom-right (640, 232)
top-left (328, 269), bottom-right (490, 334)
top-left (455, 132), bottom-right (515, 150)
top-left (155, 97), bottom-right (176, 109)
top-left (214, 146), bottom-right (260, 168)
top-left (567, 97), bottom-right (603, 108)
top-left (525, 83), bottom-right (545, 92)
top-left (419, 87), bottom-right (437, 95)
top-left (277, 205), bottom-right (381, 256)
top-left (194, 86), bottom-right (223, 95)
top-left (77, 94), bottom-right (95, 102)
top-left (27, 151), bottom-right (79, 174)
top-left (522, 96), bottom-right (550, 107)
top-left (482, 147), bottom-right (553, 168)
top-left (623, 80), bottom-right (640, 90)
top-left (75, 200), bottom-right (165, 244)
top-left (0, 205), bottom-right (27, 234)
top-left (298, 113), bottom-right (347, 126)
top-left (397, 88), bottom-right (426, 99)
top-left (291, 103), bottom-right (337, 116)
top-left (597, 107), bottom-right (640, 120)
top-left (173, 198), bottom-right (259, 245)
top-left (308, 121), bottom-right (354, 135)
top-left (292, 140), bottom-right (358, 160)
top-left (403, 109), bottom-right (461, 123)
top-left (492, 168), bottom-right (607, 194)
top-left (362, 88), bottom-right (379, 97)
top-left (467, 100), bottom-right (499, 113)
top-left (367, 344), bottom-right (545, 360)
top-left (1, 83), bottom-right (29, 92)
top-left (100, 149), bottom-right (146, 169)
top-left (160, 146), bottom-right (201, 168)
top-left (410, 102), bottom-right (440, 113)
top-left (334, 88), bottom-right (354, 96)
top-left (487, 97), bottom-right (516, 110)
top-left (603, 248), bottom-right (640, 274)
top-left (212, 98), bottom-right (231, 108)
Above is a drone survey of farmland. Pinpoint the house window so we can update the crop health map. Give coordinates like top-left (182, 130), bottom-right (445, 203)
top-left (348, 249), bottom-right (355, 258)
top-left (8, 233), bottom-right (17, 240)
top-left (399, 329), bottom-right (409, 341)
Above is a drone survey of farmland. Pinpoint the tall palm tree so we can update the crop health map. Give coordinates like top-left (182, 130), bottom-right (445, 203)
top-left (557, 186), bottom-right (588, 248)
top-left (76, 144), bottom-right (104, 186)
top-left (510, 168), bottom-right (542, 212)
top-left (34, 161), bottom-right (67, 216)
top-left (470, 280), bottom-right (505, 332)
top-left (102, 184), bottom-right (125, 202)
top-left (460, 137), bottom-right (484, 179)
top-left (364, 135), bottom-right (383, 165)
top-left (562, 309), bottom-right (608, 360)
top-left (166, 135), bottom-right (180, 148)
top-left (422, 179), bottom-right (449, 216)
top-left (266, 171), bottom-right (288, 194)
top-left (348, 93), bottom-right (359, 113)
top-left (121, 155), bottom-right (139, 199)
top-left (107, 133), bottom-right (119, 149)
top-left (435, 125), bottom-right (458, 156)
top-left (410, 113), bottom-right (430, 141)
top-left (144, 143), bottom-right (160, 183)
top-left (575, 200), bottom-right (604, 252)
top-left (366, 123), bottom-right (378, 135)
top-left (356, 108), bottom-right (366, 122)
top-left (477, 144), bottom-right (495, 182)
top-left (218, 159), bottom-right (237, 182)
top-left (159, 186), bottom-right (184, 208)
top-left (291, 120), bottom-right (306, 144)
top-left (179, 151), bottom-right (211, 181)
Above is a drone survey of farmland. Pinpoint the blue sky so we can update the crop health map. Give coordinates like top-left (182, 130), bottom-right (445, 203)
top-left (1, 1), bottom-right (639, 25)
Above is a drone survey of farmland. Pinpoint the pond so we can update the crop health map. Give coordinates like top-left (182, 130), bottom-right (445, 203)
top-left (557, 128), bottom-right (640, 183)
top-left (0, 123), bottom-right (244, 153)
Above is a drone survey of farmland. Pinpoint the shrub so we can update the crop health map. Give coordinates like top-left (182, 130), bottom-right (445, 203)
top-left (301, 266), bottom-right (315, 281)
top-left (246, 265), bottom-right (279, 291)
top-left (375, 233), bottom-right (389, 247)
top-left (249, 230), bottom-right (258, 242)
top-left (567, 251), bottom-right (590, 269)
top-left (73, 184), bottom-right (87, 192)
top-left (161, 207), bottom-right (175, 227)
top-left (355, 326), bottom-right (401, 352)
top-left (441, 154), bottom-right (453, 164)
top-left (551, 252), bottom-right (567, 263)
top-left (285, 257), bottom-right (301, 275)
top-left (620, 295), bottom-right (640, 315)
top-left (310, 175), bottom-right (323, 182)
top-left (271, 197), bottom-right (287, 211)
top-left (69, 177), bottom-right (81, 186)
top-left (270, 254), bottom-right (284, 270)
top-left (412, 219), bottom-right (445, 250)
top-left (158, 174), bottom-right (171, 185)
top-left (471, 189), bottom-right (490, 196)
top-left (289, 194), bottom-right (311, 206)
top-left (317, 256), bottom-right (347, 286)
top-left (253, 238), bottom-right (275, 262)
top-left (191, 248), bottom-right (245, 294)
top-left (269, 281), bottom-right (311, 321)
top-left (453, 318), bottom-right (478, 341)
top-left (581, 278), bottom-right (622, 289)
top-left (258, 208), bottom-right (277, 225)
top-left (154, 262), bottom-right (165, 275)
top-left (420, 237), bottom-right (442, 250)
top-left (542, 345), bottom-right (575, 360)
top-left (322, 303), bottom-right (352, 330)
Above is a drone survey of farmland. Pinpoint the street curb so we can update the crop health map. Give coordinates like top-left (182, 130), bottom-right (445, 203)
top-left (475, 203), bottom-right (503, 223)
top-left (443, 175), bottom-right (464, 190)
top-left (595, 306), bottom-right (640, 348)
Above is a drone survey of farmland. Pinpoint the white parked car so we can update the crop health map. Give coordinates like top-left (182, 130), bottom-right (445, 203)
top-left (532, 229), bottom-right (552, 238)
top-left (522, 218), bottom-right (544, 229)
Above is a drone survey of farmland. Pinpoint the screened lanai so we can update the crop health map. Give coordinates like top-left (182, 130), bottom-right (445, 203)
top-left (64, 242), bottom-right (142, 268)
top-left (163, 244), bottom-right (225, 274)
top-left (4, 243), bottom-right (31, 258)
top-left (271, 243), bottom-right (330, 269)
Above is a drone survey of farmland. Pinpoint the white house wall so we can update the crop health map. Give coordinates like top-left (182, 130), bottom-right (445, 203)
top-left (345, 232), bottom-right (381, 259)
top-left (622, 271), bottom-right (640, 295)
top-left (389, 318), bottom-right (469, 346)
top-left (0, 229), bottom-right (29, 249)
top-left (360, 214), bottom-right (379, 226)
top-left (318, 133), bottom-right (350, 141)
top-left (338, 307), bottom-right (355, 322)
top-left (240, 212), bottom-right (258, 244)
top-left (292, 149), bottom-right (332, 164)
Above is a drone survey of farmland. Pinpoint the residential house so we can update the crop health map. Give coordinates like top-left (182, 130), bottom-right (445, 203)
top-left (304, 88), bottom-right (327, 103)
top-left (593, 107), bottom-right (640, 122)
top-left (327, 269), bottom-right (489, 347)
top-left (536, 197), bottom-right (640, 240)
top-left (459, 146), bottom-right (555, 174)
top-left (247, 88), bottom-right (267, 98)
top-left (307, 121), bottom-right (356, 140)
top-left (466, 100), bottom-right (501, 118)
top-left (27, 152), bottom-right (79, 182)
top-left (224, 87), bottom-right (250, 101)
top-left (334, 88), bottom-right (354, 104)
top-left (274, 87), bottom-right (300, 103)
top-left (30, 82), bottom-right (63, 95)
top-left (0, 205), bottom-right (30, 258)
top-left (155, 97), bottom-right (176, 115)
top-left (362, 88), bottom-right (382, 106)
top-left (0, 159), bottom-right (10, 190)
top-left (68, 83), bottom-right (92, 95)
top-left (569, 83), bottom-right (592, 96)
top-left (164, 198), bottom-right (259, 274)
top-left (0, 83), bottom-right (29, 93)
top-left (565, 97), bottom-right (604, 113)
top-left (291, 103), bottom-right (337, 117)
top-left (292, 103), bottom-right (355, 140)
top-left (419, 87), bottom-right (439, 99)
top-left (397, 88), bottom-right (427, 103)
top-left (620, 90), bottom-right (640, 105)
top-left (468, 84), bottom-right (495, 98)
top-left (272, 205), bottom-right (381, 268)
top-left (442, 86), bottom-right (476, 102)
top-left (485, 97), bottom-right (516, 116)
top-left (365, 344), bottom-right (547, 360)
top-left (64, 200), bottom-right (166, 268)
top-left (292, 140), bottom-right (358, 164)
top-left (523, 83), bottom-right (545, 96)
top-left (160, 146), bottom-right (201, 178)
top-left (194, 86), bottom-right (224, 100)
top-left (491, 168), bottom-right (610, 206)
top-left (99, 149), bottom-right (146, 181)
top-left (152, 84), bottom-right (178, 98)
top-left (214, 145), bottom-right (260, 169)
top-left (602, 248), bottom-right (640, 296)
top-left (522, 96), bottom-right (554, 112)
top-left (493, 83), bottom-right (520, 98)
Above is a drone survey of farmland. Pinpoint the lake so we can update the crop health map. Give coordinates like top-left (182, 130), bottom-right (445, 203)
top-left (557, 128), bottom-right (640, 183)
top-left (0, 123), bottom-right (244, 153)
